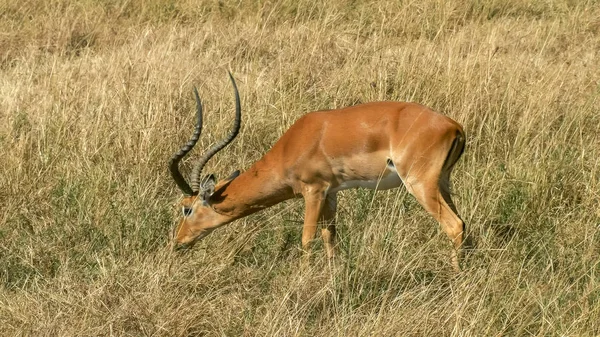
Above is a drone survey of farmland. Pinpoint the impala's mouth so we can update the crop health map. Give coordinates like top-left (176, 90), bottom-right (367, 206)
top-left (174, 240), bottom-right (196, 252)
top-left (173, 235), bottom-right (200, 252)
top-left (172, 229), bottom-right (213, 252)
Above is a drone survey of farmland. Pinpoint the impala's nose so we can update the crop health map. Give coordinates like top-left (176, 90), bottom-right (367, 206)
top-left (173, 241), bottom-right (192, 252)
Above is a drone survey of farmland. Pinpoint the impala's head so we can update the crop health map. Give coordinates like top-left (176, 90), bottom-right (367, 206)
top-left (169, 72), bottom-right (241, 251)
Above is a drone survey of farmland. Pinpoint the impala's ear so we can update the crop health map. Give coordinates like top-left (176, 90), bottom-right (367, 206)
top-left (225, 170), bottom-right (240, 182)
top-left (208, 170), bottom-right (240, 204)
top-left (200, 174), bottom-right (216, 201)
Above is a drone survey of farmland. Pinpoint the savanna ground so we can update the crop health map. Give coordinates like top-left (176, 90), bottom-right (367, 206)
top-left (1, 0), bottom-right (600, 335)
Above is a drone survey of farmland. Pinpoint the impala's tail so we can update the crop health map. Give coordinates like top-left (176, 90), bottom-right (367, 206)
top-left (438, 128), bottom-right (466, 217)
top-left (442, 129), bottom-right (466, 175)
top-left (439, 127), bottom-right (468, 252)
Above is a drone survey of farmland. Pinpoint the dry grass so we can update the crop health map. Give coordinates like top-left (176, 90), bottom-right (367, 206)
top-left (1, 0), bottom-right (599, 335)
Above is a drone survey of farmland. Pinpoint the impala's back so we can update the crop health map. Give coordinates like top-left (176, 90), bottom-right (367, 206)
top-left (262, 101), bottom-right (464, 194)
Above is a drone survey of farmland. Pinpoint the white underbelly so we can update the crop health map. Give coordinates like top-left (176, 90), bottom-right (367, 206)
top-left (329, 172), bottom-right (402, 193)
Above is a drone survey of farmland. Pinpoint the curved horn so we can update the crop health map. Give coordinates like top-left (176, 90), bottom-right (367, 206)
top-left (190, 72), bottom-right (241, 193)
top-left (168, 87), bottom-right (203, 196)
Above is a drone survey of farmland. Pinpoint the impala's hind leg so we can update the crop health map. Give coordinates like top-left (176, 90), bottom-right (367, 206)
top-left (396, 132), bottom-right (466, 271)
top-left (408, 178), bottom-right (465, 271)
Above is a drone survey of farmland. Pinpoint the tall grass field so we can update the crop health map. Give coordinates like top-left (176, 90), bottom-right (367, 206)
top-left (1, 0), bottom-right (599, 335)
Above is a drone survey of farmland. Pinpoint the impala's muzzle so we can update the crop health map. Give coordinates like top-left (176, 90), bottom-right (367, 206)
top-left (171, 228), bottom-right (214, 253)
top-left (173, 241), bottom-right (194, 252)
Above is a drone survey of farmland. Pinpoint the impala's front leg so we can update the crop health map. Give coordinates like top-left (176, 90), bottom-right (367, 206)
top-left (301, 184), bottom-right (328, 264)
top-left (320, 193), bottom-right (337, 259)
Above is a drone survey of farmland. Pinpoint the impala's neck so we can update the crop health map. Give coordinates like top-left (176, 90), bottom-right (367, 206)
top-left (209, 156), bottom-right (293, 222)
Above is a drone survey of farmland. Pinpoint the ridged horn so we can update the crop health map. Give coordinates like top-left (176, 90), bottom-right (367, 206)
top-left (190, 72), bottom-right (241, 194)
top-left (168, 87), bottom-right (203, 196)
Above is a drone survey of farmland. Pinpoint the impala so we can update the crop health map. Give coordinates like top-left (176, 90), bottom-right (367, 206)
top-left (170, 73), bottom-right (467, 270)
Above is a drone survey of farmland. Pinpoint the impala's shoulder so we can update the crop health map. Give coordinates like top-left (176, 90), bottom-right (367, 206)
top-left (287, 108), bottom-right (339, 129)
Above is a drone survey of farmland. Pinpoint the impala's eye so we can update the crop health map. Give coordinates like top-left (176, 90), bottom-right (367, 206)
top-left (182, 207), bottom-right (193, 217)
